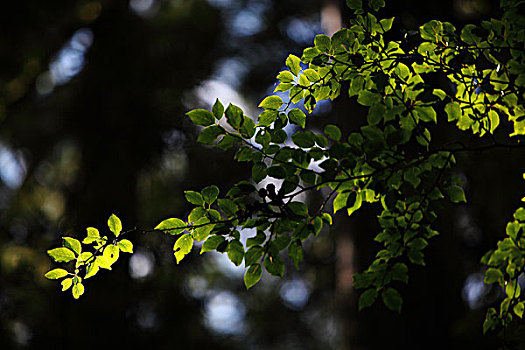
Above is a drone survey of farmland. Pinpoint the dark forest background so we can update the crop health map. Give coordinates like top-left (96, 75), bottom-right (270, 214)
top-left (1, 0), bottom-right (523, 349)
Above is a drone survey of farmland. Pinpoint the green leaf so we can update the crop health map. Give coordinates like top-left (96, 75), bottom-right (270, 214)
top-left (240, 116), bottom-right (256, 138)
top-left (445, 185), bottom-right (466, 203)
top-left (247, 231), bottom-right (267, 247)
top-left (514, 302), bottom-right (524, 318)
top-left (258, 110), bottom-right (278, 126)
top-left (201, 235), bottom-right (226, 254)
top-left (288, 240), bottom-right (304, 269)
top-left (83, 227), bottom-right (100, 244)
top-left (174, 234), bottom-right (194, 264)
top-left (192, 217), bottom-right (215, 241)
top-left (267, 165), bottom-right (286, 179)
top-left (202, 185), bottom-right (219, 205)
top-left (252, 163), bottom-right (267, 183)
top-left (414, 106), bottom-right (437, 123)
top-left (322, 213), bottom-right (333, 225)
top-left (333, 192), bottom-right (352, 213)
top-left (483, 308), bottom-right (497, 334)
top-left (155, 218), bottom-right (187, 235)
top-left (264, 255), bottom-right (285, 277)
top-left (185, 190), bottom-right (204, 206)
top-left (217, 198), bottom-right (238, 217)
top-left (212, 99), bottom-right (224, 120)
top-left (47, 247), bottom-right (76, 263)
top-left (277, 70), bottom-right (294, 83)
top-left (488, 110), bottom-right (500, 133)
top-left (273, 235), bottom-right (291, 251)
top-left (357, 91), bottom-right (380, 106)
top-left (420, 20), bottom-right (443, 42)
top-left (346, 0), bottom-right (362, 10)
top-left (291, 131), bottom-right (316, 148)
top-left (45, 268), bottom-right (69, 280)
top-left (244, 263), bottom-right (263, 289)
top-left (72, 282), bottom-right (85, 299)
top-left (515, 208), bottom-right (525, 221)
top-left (287, 201), bottom-right (308, 217)
top-left (314, 34), bottom-right (331, 52)
top-left (187, 109), bottom-right (215, 127)
top-left (444, 102), bottom-right (461, 121)
top-left (189, 207), bottom-right (207, 223)
top-left (96, 256), bottom-right (112, 270)
top-left (303, 68), bottom-right (320, 82)
top-left (382, 287), bottom-right (402, 313)
top-left (198, 125), bottom-right (224, 145)
top-left (259, 95), bottom-right (283, 110)
top-left (61, 278), bottom-right (73, 291)
top-left (103, 244), bottom-right (119, 265)
top-left (289, 108), bottom-right (306, 128)
top-left (76, 252), bottom-right (93, 267)
top-left (117, 239), bottom-right (133, 253)
top-left (227, 239), bottom-right (245, 266)
top-left (225, 104), bottom-right (244, 129)
top-left (359, 288), bottom-right (378, 311)
top-left (62, 237), bottom-right (81, 256)
top-left (85, 262), bottom-right (100, 279)
top-left (245, 246), bottom-right (264, 266)
top-left (379, 17), bottom-right (394, 32)
top-left (324, 124), bottom-right (342, 141)
top-left (484, 268), bottom-right (504, 285)
top-left (391, 263), bottom-right (409, 283)
top-left (286, 55), bottom-right (301, 76)
top-left (108, 214), bottom-right (122, 237)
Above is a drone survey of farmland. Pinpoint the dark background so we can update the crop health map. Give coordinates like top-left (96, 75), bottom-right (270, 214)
top-left (0, 0), bottom-right (523, 349)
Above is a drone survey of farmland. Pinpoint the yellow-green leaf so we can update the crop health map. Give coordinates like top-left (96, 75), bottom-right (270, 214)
top-left (117, 239), bottom-right (133, 253)
top-left (47, 247), bottom-right (76, 263)
top-left (72, 282), bottom-right (85, 299)
top-left (244, 263), bottom-right (263, 289)
top-left (45, 268), bottom-right (69, 280)
top-left (108, 214), bottom-right (122, 237)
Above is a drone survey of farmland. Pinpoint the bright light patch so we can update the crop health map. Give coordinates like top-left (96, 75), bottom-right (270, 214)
top-left (204, 290), bottom-right (246, 334)
top-left (44, 28), bottom-right (93, 93)
top-left (129, 0), bottom-right (155, 15)
top-left (280, 279), bottom-right (311, 309)
top-left (129, 249), bottom-right (155, 279)
top-left (230, 9), bottom-right (264, 37)
top-left (462, 273), bottom-right (489, 309)
top-left (0, 145), bottom-right (27, 189)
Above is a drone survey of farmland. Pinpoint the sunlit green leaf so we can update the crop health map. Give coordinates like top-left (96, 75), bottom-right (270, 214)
top-left (244, 263), bottom-right (263, 289)
top-left (212, 99), bottom-right (224, 120)
top-left (47, 247), bottom-right (76, 263)
top-left (201, 235), bottom-right (225, 254)
top-left (202, 185), bottom-right (219, 205)
top-left (85, 262), bottom-right (100, 279)
top-left (187, 109), bottom-right (215, 127)
top-left (103, 244), bottom-right (119, 265)
top-left (83, 227), bottom-right (100, 244)
top-left (227, 239), bottom-right (245, 266)
top-left (117, 239), bottom-right (133, 253)
top-left (108, 214), bottom-right (122, 237)
top-left (173, 234), bottom-right (194, 264)
top-left (72, 282), bottom-right (85, 299)
top-left (45, 268), bottom-right (69, 280)
top-left (61, 278), bottom-right (73, 291)
top-left (259, 95), bottom-right (283, 110)
top-left (155, 218), bottom-right (187, 235)
top-left (63, 237), bottom-right (81, 256)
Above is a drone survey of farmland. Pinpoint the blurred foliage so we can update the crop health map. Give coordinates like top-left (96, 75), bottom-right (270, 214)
top-left (2, 0), bottom-right (523, 350)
